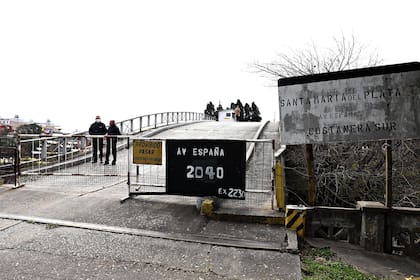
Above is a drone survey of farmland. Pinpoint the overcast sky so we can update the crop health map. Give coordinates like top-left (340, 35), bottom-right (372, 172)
top-left (1, 0), bottom-right (419, 132)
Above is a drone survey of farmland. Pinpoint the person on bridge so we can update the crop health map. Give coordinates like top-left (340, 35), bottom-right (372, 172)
top-left (234, 105), bottom-right (241, 121)
top-left (89, 116), bottom-right (107, 163)
top-left (104, 120), bottom-right (121, 165)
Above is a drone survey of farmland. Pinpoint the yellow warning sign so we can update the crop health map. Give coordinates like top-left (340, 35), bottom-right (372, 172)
top-left (133, 140), bottom-right (162, 165)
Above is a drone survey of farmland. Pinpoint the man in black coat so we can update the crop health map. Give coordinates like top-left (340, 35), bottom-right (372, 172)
top-left (104, 120), bottom-right (121, 165)
top-left (89, 116), bottom-right (107, 163)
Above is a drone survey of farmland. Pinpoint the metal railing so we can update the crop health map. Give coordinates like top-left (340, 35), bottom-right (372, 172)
top-left (16, 111), bottom-right (211, 170)
top-left (116, 112), bottom-right (212, 134)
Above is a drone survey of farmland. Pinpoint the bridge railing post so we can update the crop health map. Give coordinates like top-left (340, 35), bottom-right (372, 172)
top-left (16, 135), bottom-right (21, 187)
top-left (63, 137), bottom-right (67, 169)
top-left (41, 139), bottom-right (47, 161)
top-left (139, 117), bottom-right (142, 132)
top-left (154, 114), bottom-right (158, 128)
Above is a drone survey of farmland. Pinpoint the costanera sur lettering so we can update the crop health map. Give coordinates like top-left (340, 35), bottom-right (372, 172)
top-left (307, 122), bottom-right (397, 136)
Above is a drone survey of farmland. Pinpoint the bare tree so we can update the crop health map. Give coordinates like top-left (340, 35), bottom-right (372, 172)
top-left (252, 33), bottom-right (382, 82)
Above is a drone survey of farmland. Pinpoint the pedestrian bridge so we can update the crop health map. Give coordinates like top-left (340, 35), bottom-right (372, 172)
top-left (1, 111), bottom-right (281, 213)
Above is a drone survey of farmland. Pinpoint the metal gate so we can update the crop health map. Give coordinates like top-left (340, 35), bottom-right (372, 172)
top-left (12, 133), bottom-right (275, 211)
top-left (18, 134), bottom-right (130, 188)
top-left (128, 138), bottom-right (275, 210)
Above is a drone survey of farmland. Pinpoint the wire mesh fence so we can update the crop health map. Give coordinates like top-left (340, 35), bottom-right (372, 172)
top-left (8, 112), bottom-right (209, 189)
top-left (19, 135), bottom-right (130, 188)
top-left (6, 131), bottom-right (276, 211)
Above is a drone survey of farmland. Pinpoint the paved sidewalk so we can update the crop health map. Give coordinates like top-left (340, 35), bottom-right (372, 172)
top-left (0, 183), bottom-right (301, 279)
top-left (0, 121), bottom-right (304, 279)
top-left (306, 237), bottom-right (420, 279)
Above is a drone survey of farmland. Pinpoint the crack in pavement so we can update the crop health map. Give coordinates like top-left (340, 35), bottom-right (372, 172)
top-left (0, 220), bottom-right (22, 231)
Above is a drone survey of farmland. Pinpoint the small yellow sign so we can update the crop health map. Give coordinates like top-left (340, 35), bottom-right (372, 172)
top-left (133, 140), bottom-right (162, 165)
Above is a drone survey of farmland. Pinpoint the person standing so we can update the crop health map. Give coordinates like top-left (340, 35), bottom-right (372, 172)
top-left (104, 120), bottom-right (121, 165)
top-left (234, 105), bottom-right (241, 122)
top-left (89, 116), bottom-right (107, 163)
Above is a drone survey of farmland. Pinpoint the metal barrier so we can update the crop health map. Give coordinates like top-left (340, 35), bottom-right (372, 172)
top-left (10, 126), bottom-right (275, 211)
top-left (129, 138), bottom-right (275, 211)
top-left (225, 139), bottom-right (274, 210)
top-left (16, 111), bottom-right (211, 188)
top-left (19, 134), bottom-right (130, 188)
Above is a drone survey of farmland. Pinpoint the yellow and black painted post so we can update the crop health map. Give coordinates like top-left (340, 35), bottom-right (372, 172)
top-left (285, 205), bottom-right (307, 238)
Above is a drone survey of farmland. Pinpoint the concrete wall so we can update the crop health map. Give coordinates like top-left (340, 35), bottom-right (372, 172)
top-left (306, 206), bottom-right (361, 245)
top-left (305, 202), bottom-right (420, 260)
top-left (388, 207), bottom-right (420, 258)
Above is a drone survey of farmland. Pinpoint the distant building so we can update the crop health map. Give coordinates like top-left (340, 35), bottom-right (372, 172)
top-left (0, 117), bottom-right (61, 134)
top-left (0, 119), bottom-right (10, 125)
top-left (0, 117), bottom-right (27, 131)
top-left (218, 109), bottom-right (235, 122)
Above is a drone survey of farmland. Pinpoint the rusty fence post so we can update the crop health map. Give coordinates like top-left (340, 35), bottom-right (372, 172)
top-left (305, 144), bottom-right (316, 206)
top-left (385, 140), bottom-right (393, 208)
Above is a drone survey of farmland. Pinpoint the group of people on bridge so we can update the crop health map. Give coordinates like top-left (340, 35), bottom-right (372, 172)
top-left (89, 116), bottom-right (121, 165)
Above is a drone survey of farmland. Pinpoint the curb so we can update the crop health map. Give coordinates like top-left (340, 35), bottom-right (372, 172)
top-left (198, 200), bottom-right (298, 252)
top-left (200, 199), bottom-right (285, 225)
top-left (0, 212), bottom-right (292, 252)
top-left (246, 120), bottom-right (270, 163)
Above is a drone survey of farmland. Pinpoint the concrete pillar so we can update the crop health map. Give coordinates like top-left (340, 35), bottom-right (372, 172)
top-left (357, 201), bottom-right (388, 252)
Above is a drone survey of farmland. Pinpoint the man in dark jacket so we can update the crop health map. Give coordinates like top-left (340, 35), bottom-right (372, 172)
top-left (89, 116), bottom-right (107, 163)
top-left (104, 120), bottom-right (121, 165)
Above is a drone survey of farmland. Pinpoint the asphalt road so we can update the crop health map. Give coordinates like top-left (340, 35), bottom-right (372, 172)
top-left (0, 185), bottom-right (301, 280)
top-left (0, 121), bottom-right (302, 279)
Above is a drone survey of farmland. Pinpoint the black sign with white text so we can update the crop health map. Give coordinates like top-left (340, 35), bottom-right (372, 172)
top-left (166, 139), bottom-right (246, 199)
